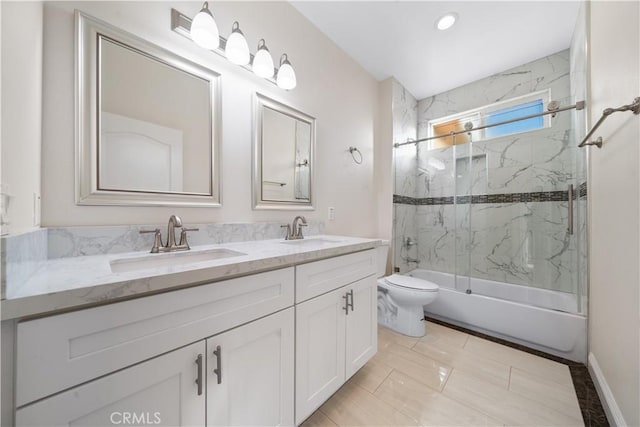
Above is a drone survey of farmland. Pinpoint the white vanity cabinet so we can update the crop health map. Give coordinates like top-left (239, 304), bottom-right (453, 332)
top-left (294, 250), bottom-right (378, 425)
top-left (16, 309), bottom-right (295, 427)
top-left (206, 308), bottom-right (294, 426)
top-left (16, 341), bottom-right (207, 426)
top-left (15, 268), bottom-right (294, 407)
top-left (8, 246), bottom-right (380, 427)
top-left (14, 268), bottom-right (295, 427)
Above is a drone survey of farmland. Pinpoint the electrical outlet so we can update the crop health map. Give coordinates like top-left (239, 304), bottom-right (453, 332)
top-left (328, 207), bottom-right (335, 221)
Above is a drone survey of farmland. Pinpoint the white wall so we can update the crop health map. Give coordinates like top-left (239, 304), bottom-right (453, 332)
top-left (39, 1), bottom-right (379, 237)
top-left (375, 78), bottom-right (393, 242)
top-left (1, 1), bottom-right (43, 234)
top-left (588, 1), bottom-right (640, 426)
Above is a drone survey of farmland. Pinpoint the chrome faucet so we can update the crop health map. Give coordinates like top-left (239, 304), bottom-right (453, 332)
top-left (281, 216), bottom-right (308, 240)
top-left (139, 215), bottom-right (199, 253)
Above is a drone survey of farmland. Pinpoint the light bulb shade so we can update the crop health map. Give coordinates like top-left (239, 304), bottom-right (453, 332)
top-left (436, 13), bottom-right (457, 30)
top-left (252, 40), bottom-right (274, 78)
top-left (276, 54), bottom-right (296, 90)
top-left (225, 22), bottom-right (250, 65)
top-left (190, 2), bottom-right (219, 50)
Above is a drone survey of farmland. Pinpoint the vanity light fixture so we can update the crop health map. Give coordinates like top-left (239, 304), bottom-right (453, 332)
top-left (225, 21), bottom-right (250, 66)
top-left (276, 54), bottom-right (297, 90)
top-left (190, 2), bottom-right (219, 50)
top-left (173, 6), bottom-right (297, 90)
top-left (436, 12), bottom-right (458, 30)
top-left (252, 39), bottom-right (275, 78)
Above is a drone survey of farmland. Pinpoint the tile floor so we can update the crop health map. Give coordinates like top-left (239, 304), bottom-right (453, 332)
top-left (302, 322), bottom-right (584, 426)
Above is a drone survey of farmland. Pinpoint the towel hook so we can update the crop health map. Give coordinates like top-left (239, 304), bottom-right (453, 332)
top-left (348, 146), bottom-right (363, 164)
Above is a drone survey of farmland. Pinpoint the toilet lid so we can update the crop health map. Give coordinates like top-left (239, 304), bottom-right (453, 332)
top-left (384, 274), bottom-right (439, 291)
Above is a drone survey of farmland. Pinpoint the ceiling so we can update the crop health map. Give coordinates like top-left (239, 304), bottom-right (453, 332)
top-left (291, 1), bottom-right (581, 100)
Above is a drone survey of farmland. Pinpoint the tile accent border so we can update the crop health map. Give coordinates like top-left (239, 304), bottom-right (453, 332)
top-left (394, 182), bottom-right (588, 206)
top-left (579, 181), bottom-right (588, 199)
top-left (426, 317), bottom-right (609, 427)
top-left (394, 191), bottom-right (569, 205)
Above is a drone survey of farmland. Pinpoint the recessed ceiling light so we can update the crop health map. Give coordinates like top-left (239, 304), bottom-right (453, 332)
top-left (436, 13), bottom-right (458, 31)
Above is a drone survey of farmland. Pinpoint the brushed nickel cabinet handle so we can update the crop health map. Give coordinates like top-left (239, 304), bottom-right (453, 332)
top-left (195, 354), bottom-right (203, 396)
top-left (213, 345), bottom-right (222, 384)
top-left (342, 293), bottom-right (349, 315)
top-left (347, 289), bottom-right (354, 312)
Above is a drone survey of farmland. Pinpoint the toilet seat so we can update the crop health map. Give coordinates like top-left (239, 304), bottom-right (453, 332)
top-left (384, 274), bottom-right (438, 292)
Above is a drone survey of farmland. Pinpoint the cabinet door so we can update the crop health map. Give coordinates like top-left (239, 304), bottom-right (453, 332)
top-left (295, 287), bottom-right (347, 425)
top-left (16, 341), bottom-right (206, 426)
top-left (206, 308), bottom-right (294, 427)
top-left (345, 275), bottom-right (378, 379)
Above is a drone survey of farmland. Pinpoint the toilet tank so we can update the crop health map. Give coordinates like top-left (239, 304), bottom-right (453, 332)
top-left (376, 241), bottom-right (390, 278)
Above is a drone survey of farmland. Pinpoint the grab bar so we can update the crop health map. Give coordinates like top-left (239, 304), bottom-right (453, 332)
top-left (579, 97), bottom-right (640, 148)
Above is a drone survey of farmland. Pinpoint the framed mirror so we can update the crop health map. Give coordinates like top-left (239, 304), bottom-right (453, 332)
top-left (75, 11), bottom-right (221, 207)
top-left (253, 93), bottom-right (315, 210)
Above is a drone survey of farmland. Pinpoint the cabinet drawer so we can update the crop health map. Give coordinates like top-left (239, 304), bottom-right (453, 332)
top-left (16, 267), bottom-right (294, 406)
top-left (295, 249), bottom-right (376, 302)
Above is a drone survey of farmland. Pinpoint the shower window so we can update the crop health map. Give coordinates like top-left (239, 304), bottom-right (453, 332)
top-left (484, 99), bottom-right (544, 138)
top-left (430, 113), bottom-right (479, 149)
top-left (427, 89), bottom-right (550, 146)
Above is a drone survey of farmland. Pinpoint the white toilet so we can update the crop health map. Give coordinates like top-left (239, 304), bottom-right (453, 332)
top-left (376, 243), bottom-right (439, 337)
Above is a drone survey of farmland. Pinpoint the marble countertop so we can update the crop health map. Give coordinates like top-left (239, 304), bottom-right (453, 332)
top-left (2, 235), bottom-right (381, 321)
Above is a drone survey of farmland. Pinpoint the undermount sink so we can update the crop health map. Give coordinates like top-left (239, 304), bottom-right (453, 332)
top-left (280, 238), bottom-right (343, 246)
top-left (110, 248), bottom-right (246, 273)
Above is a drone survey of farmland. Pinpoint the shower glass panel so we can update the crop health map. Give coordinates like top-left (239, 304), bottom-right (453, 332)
top-left (393, 142), bottom-right (418, 274)
top-left (453, 136), bottom-right (472, 294)
top-left (394, 100), bottom-right (587, 316)
top-left (465, 99), bottom-right (580, 314)
top-left (392, 44), bottom-right (587, 317)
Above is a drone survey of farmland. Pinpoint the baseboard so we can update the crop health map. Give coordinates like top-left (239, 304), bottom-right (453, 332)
top-left (588, 352), bottom-right (627, 426)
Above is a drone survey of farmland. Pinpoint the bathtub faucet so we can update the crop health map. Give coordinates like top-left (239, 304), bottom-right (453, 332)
top-left (404, 237), bottom-right (417, 248)
top-left (405, 257), bottom-right (419, 264)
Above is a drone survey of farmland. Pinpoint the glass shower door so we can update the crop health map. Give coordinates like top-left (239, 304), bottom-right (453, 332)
top-left (393, 142), bottom-right (418, 274)
top-left (454, 136), bottom-right (472, 294)
top-left (466, 101), bottom-right (581, 314)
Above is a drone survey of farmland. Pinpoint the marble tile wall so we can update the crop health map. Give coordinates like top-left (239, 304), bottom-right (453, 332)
top-left (392, 79), bottom-right (419, 273)
top-left (392, 78), bottom-right (418, 150)
top-left (391, 49), bottom-right (587, 297)
top-left (413, 201), bottom-right (577, 293)
top-left (1, 221), bottom-right (325, 298)
top-left (47, 221), bottom-right (325, 259)
top-left (417, 50), bottom-right (574, 197)
top-left (1, 228), bottom-right (48, 299)
top-left (417, 50), bottom-right (572, 141)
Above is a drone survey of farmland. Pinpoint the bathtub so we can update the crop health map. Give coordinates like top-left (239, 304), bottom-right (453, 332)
top-left (407, 269), bottom-right (587, 362)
